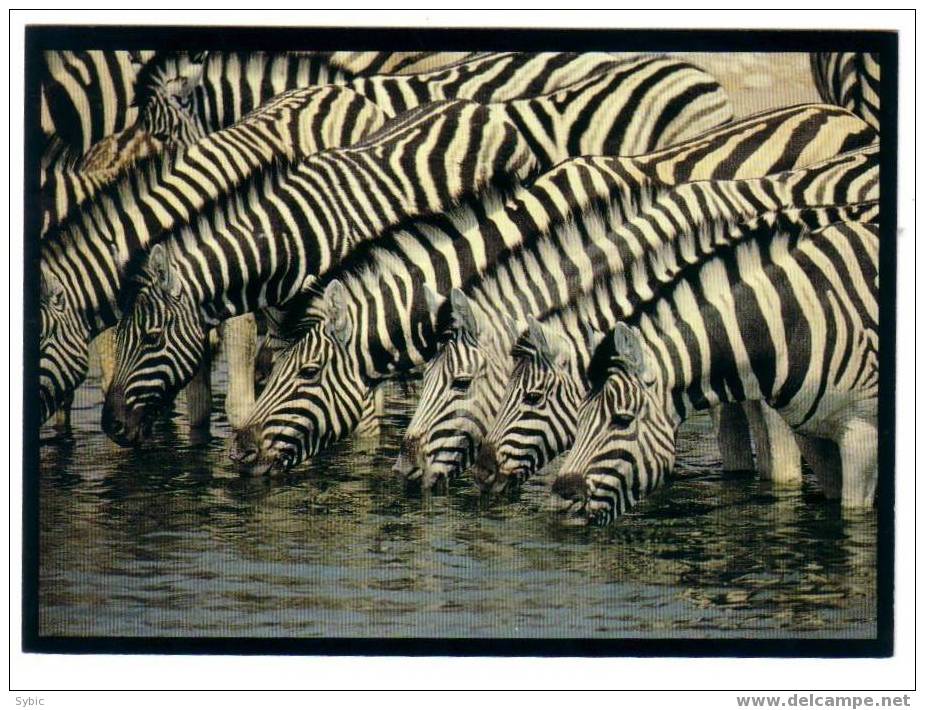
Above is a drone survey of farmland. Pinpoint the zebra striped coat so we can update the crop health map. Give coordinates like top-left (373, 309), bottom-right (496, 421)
top-left (98, 100), bottom-right (537, 445)
top-left (552, 218), bottom-right (879, 525)
top-left (231, 108), bottom-right (876, 478)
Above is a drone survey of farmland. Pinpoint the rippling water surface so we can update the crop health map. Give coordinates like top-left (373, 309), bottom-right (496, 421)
top-left (38, 356), bottom-right (877, 639)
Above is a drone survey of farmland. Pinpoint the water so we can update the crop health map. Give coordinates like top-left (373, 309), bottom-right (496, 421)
top-left (38, 358), bottom-right (877, 639)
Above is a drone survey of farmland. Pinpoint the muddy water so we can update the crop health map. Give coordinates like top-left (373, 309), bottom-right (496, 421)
top-left (36, 52), bottom-right (877, 639)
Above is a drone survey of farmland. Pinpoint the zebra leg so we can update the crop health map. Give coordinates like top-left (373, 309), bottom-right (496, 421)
top-left (710, 403), bottom-right (754, 471)
top-left (221, 314), bottom-right (257, 430)
top-left (795, 434), bottom-right (841, 499)
top-left (745, 402), bottom-right (803, 486)
top-left (354, 386), bottom-right (384, 440)
top-left (93, 327), bottom-right (118, 396)
top-left (186, 335), bottom-right (213, 437)
top-left (53, 391), bottom-right (73, 435)
top-left (837, 419), bottom-right (878, 508)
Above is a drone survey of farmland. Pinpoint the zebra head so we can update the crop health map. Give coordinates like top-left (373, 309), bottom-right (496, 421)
top-left (396, 288), bottom-right (516, 490)
top-left (551, 323), bottom-right (676, 526)
top-left (39, 270), bottom-right (89, 424)
top-left (133, 52), bottom-right (207, 151)
top-left (102, 243), bottom-right (205, 446)
top-left (475, 317), bottom-right (597, 494)
top-left (229, 279), bottom-right (369, 476)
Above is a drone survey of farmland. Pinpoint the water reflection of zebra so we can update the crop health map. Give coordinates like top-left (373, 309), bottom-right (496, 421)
top-left (99, 59), bottom-right (737, 448)
top-left (232, 124), bottom-right (876, 480)
top-left (553, 219), bottom-right (880, 525)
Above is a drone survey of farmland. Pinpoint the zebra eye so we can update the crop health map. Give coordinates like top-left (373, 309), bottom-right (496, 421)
top-left (143, 327), bottom-right (164, 345)
top-left (610, 411), bottom-right (635, 429)
top-left (451, 376), bottom-right (472, 392)
top-left (523, 390), bottom-right (543, 406)
top-left (299, 365), bottom-right (321, 381)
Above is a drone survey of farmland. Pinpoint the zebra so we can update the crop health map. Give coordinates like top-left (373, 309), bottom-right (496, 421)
top-left (397, 124), bottom-right (880, 490)
top-left (551, 218), bottom-right (880, 525)
top-left (98, 56), bottom-right (740, 448)
top-left (231, 113), bottom-right (877, 479)
top-left (811, 53), bottom-right (881, 131)
top-left (98, 98), bottom-right (537, 446)
top-left (474, 193), bottom-right (878, 495)
top-left (38, 83), bottom-right (394, 426)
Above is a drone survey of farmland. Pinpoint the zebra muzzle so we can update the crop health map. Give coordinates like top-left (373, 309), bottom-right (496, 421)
top-left (550, 470), bottom-right (588, 504)
top-left (102, 387), bottom-right (150, 447)
top-left (229, 425), bottom-right (262, 466)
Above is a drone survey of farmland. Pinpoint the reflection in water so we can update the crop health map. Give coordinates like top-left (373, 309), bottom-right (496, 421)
top-left (38, 360), bottom-right (877, 639)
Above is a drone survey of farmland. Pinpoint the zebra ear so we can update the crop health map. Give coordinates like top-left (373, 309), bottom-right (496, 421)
top-left (40, 271), bottom-right (65, 308)
top-left (527, 316), bottom-right (568, 370)
top-left (148, 243), bottom-right (182, 299)
top-left (323, 279), bottom-right (352, 346)
top-left (610, 323), bottom-right (651, 382)
top-left (450, 288), bottom-right (479, 339)
top-left (585, 324), bottom-right (606, 354)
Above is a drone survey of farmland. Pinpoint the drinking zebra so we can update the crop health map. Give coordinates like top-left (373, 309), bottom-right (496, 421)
top-left (472, 153), bottom-right (878, 494)
top-left (99, 58), bottom-right (739, 446)
top-left (811, 52), bottom-right (881, 131)
top-left (397, 136), bottom-right (879, 490)
top-left (551, 218), bottom-right (880, 525)
top-left (38, 84), bottom-right (393, 427)
top-left (232, 117), bottom-right (877, 479)
top-left (98, 99), bottom-right (537, 445)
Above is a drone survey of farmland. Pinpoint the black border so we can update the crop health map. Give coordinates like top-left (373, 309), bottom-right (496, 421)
top-left (21, 25), bottom-right (899, 658)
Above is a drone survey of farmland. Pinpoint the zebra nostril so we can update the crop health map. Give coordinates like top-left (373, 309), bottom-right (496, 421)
top-left (551, 471), bottom-right (587, 501)
top-left (230, 426), bottom-right (261, 464)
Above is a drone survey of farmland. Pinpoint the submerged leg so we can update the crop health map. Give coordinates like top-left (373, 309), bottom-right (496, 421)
top-left (711, 403), bottom-right (753, 471)
top-left (222, 314), bottom-right (257, 430)
top-left (837, 419), bottom-right (879, 508)
top-left (795, 434), bottom-right (841, 499)
top-left (186, 336), bottom-right (212, 436)
top-left (746, 402), bottom-right (803, 486)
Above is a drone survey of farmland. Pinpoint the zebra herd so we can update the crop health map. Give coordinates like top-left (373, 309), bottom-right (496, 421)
top-left (37, 49), bottom-right (882, 526)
